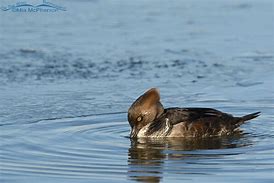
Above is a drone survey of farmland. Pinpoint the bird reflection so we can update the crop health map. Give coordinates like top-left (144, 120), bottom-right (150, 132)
top-left (128, 133), bottom-right (251, 183)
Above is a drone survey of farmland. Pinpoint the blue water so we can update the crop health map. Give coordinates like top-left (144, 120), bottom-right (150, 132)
top-left (0, 0), bottom-right (274, 182)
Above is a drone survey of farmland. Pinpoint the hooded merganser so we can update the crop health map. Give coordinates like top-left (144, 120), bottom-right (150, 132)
top-left (128, 88), bottom-right (260, 138)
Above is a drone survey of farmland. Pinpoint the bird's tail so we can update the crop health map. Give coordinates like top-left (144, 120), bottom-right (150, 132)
top-left (233, 112), bottom-right (260, 127)
top-left (241, 112), bottom-right (261, 121)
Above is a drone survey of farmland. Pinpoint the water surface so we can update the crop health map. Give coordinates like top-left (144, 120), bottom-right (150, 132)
top-left (0, 0), bottom-right (274, 182)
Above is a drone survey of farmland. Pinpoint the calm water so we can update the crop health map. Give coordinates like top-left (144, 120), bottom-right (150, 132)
top-left (0, 0), bottom-right (274, 182)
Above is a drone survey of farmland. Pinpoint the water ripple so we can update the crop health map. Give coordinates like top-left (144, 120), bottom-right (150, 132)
top-left (1, 108), bottom-right (274, 183)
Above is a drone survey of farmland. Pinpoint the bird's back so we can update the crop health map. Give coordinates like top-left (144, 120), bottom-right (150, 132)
top-left (146, 108), bottom-right (260, 137)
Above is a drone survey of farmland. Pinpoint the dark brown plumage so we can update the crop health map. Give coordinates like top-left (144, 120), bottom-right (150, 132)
top-left (128, 88), bottom-right (260, 138)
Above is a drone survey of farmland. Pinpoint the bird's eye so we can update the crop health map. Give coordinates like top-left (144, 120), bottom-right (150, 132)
top-left (136, 116), bottom-right (143, 122)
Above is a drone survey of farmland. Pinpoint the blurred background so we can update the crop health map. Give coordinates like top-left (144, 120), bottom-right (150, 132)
top-left (0, 0), bottom-right (273, 122)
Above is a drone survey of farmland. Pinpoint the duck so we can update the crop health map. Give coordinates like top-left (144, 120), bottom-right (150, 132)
top-left (128, 88), bottom-right (260, 138)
